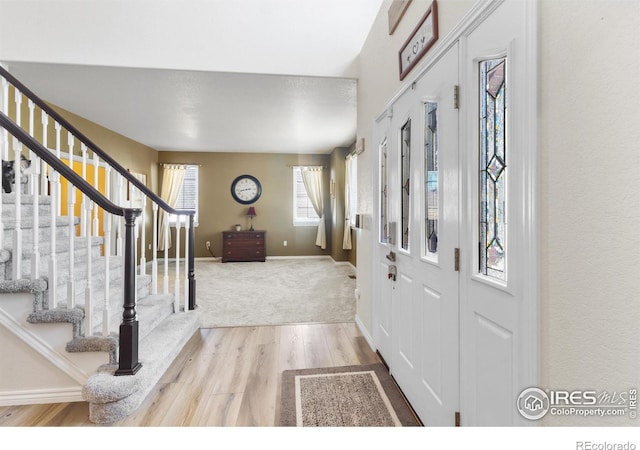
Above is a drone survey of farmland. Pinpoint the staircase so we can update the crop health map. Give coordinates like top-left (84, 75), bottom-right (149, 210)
top-left (0, 68), bottom-right (200, 424)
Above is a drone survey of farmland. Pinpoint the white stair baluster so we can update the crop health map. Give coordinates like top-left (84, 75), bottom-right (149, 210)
top-left (174, 218), bottom-right (181, 312)
top-left (1, 77), bottom-right (8, 160)
top-left (92, 152), bottom-right (100, 236)
top-left (163, 214), bottom-right (169, 295)
top-left (54, 122), bottom-right (62, 215)
top-left (152, 203), bottom-right (158, 295)
top-left (102, 167), bottom-right (112, 336)
top-left (183, 217), bottom-right (189, 312)
top-left (40, 111), bottom-right (48, 195)
top-left (80, 144), bottom-right (88, 237)
top-left (116, 175), bottom-right (123, 257)
top-left (48, 166), bottom-right (58, 308)
top-left (67, 134), bottom-right (76, 308)
top-left (49, 121), bottom-right (62, 308)
top-left (27, 100), bottom-right (35, 195)
top-left (12, 90), bottom-right (22, 280)
top-left (29, 104), bottom-right (42, 281)
top-left (85, 204), bottom-right (93, 335)
top-left (139, 195), bottom-right (146, 275)
top-left (0, 77), bottom-right (9, 251)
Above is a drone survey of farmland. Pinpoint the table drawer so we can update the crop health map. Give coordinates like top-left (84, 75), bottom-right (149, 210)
top-left (223, 232), bottom-right (265, 240)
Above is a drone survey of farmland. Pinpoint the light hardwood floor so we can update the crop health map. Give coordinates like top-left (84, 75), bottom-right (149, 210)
top-left (0, 322), bottom-right (381, 427)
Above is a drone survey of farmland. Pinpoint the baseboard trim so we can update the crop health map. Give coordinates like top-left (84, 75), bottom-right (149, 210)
top-left (355, 314), bottom-right (375, 352)
top-left (0, 387), bottom-right (84, 406)
top-left (266, 255), bottom-right (332, 261)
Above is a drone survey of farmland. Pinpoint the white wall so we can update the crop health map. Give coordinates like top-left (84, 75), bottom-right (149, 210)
top-left (355, 0), bottom-right (474, 336)
top-left (538, 0), bottom-right (640, 426)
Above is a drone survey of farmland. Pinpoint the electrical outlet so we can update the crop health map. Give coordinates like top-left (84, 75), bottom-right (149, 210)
top-left (206, 241), bottom-right (211, 249)
top-left (283, 240), bottom-right (287, 246)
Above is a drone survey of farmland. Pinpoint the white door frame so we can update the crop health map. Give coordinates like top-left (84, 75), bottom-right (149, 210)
top-left (370, 0), bottom-right (538, 426)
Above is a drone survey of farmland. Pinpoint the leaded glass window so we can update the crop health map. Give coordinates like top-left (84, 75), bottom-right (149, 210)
top-left (479, 57), bottom-right (507, 280)
top-left (424, 102), bottom-right (438, 258)
top-left (379, 138), bottom-right (389, 244)
top-left (401, 119), bottom-right (411, 251)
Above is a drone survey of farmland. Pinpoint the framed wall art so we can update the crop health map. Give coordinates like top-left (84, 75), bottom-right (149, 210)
top-left (388, 0), bottom-right (412, 35)
top-left (398, 0), bottom-right (438, 81)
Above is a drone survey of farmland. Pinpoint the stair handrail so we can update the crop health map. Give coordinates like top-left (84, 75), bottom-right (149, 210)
top-left (0, 66), bottom-right (196, 311)
top-left (0, 66), bottom-right (193, 218)
top-left (0, 111), bottom-right (135, 217)
top-left (0, 110), bottom-right (144, 375)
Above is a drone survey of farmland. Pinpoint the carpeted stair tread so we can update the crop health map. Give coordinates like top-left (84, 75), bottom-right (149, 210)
top-left (66, 334), bottom-right (119, 365)
top-left (3, 215), bottom-right (79, 229)
top-left (27, 306), bottom-right (85, 339)
top-left (83, 310), bottom-right (200, 424)
top-left (2, 193), bottom-right (53, 204)
top-left (0, 278), bottom-right (48, 311)
top-left (4, 235), bottom-right (104, 256)
top-left (0, 278), bottom-right (47, 293)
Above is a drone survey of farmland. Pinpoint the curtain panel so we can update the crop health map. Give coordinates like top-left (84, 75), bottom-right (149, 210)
top-left (158, 164), bottom-right (187, 251)
top-left (343, 155), bottom-right (353, 250)
top-left (301, 166), bottom-right (326, 250)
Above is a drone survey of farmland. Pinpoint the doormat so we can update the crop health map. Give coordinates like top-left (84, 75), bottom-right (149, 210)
top-left (278, 363), bottom-right (420, 427)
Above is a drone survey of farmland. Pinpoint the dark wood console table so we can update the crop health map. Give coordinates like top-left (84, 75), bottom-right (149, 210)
top-left (222, 230), bottom-right (266, 262)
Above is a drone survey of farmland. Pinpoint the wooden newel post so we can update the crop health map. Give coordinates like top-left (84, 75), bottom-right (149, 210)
top-left (116, 209), bottom-right (142, 376)
top-left (188, 213), bottom-right (196, 310)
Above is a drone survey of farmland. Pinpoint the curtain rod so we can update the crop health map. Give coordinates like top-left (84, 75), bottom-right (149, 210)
top-left (285, 164), bottom-right (327, 169)
top-left (159, 163), bottom-right (202, 167)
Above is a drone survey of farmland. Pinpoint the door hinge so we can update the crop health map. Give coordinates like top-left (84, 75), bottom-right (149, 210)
top-left (453, 85), bottom-right (460, 109)
top-left (455, 411), bottom-right (461, 426)
top-left (454, 248), bottom-right (460, 272)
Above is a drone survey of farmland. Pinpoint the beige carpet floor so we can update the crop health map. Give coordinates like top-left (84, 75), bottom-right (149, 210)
top-left (193, 258), bottom-right (357, 328)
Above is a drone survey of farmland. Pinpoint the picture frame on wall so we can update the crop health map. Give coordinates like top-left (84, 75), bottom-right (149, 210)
top-left (388, 0), bottom-right (412, 35)
top-left (398, 0), bottom-right (438, 81)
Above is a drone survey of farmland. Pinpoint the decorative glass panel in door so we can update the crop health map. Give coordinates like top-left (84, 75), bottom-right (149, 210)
top-left (479, 57), bottom-right (507, 280)
top-left (379, 138), bottom-right (389, 244)
top-left (401, 119), bottom-right (411, 251)
top-left (424, 102), bottom-right (438, 258)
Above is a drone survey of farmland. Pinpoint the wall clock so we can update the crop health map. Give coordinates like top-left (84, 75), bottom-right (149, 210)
top-left (231, 174), bottom-right (262, 204)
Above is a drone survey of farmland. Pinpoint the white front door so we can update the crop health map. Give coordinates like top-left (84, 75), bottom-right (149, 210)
top-left (374, 43), bottom-right (460, 426)
top-left (372, 0), bottom-right (537, 427)
top-left (459, 0), bottom-right (537, 426)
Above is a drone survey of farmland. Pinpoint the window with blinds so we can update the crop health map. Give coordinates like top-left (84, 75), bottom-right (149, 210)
top-left (293, 166), bottom-right (320, 226)
top-left (170, 164), bottom-right (199, 226)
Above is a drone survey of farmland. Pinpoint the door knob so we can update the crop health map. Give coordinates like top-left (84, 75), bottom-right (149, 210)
top-left (386, 251), bottom-right (396, 262)
top-left (388, 264), bottom-right (397, 282)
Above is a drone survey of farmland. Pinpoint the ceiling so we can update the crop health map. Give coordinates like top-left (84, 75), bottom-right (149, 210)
top-left (0, 0), bottom-right (385, 154)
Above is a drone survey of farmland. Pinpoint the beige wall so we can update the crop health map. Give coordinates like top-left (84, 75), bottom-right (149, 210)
top-left (157, 151), bottom-right (333, 259)
top-left (355, 0), bottom-right (474, 333)
top-left (538, 0), bottom-right (640, 426)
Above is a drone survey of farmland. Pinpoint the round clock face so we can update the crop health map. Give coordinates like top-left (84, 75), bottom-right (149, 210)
top-left (231, 175), bottom-right (262, 204)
